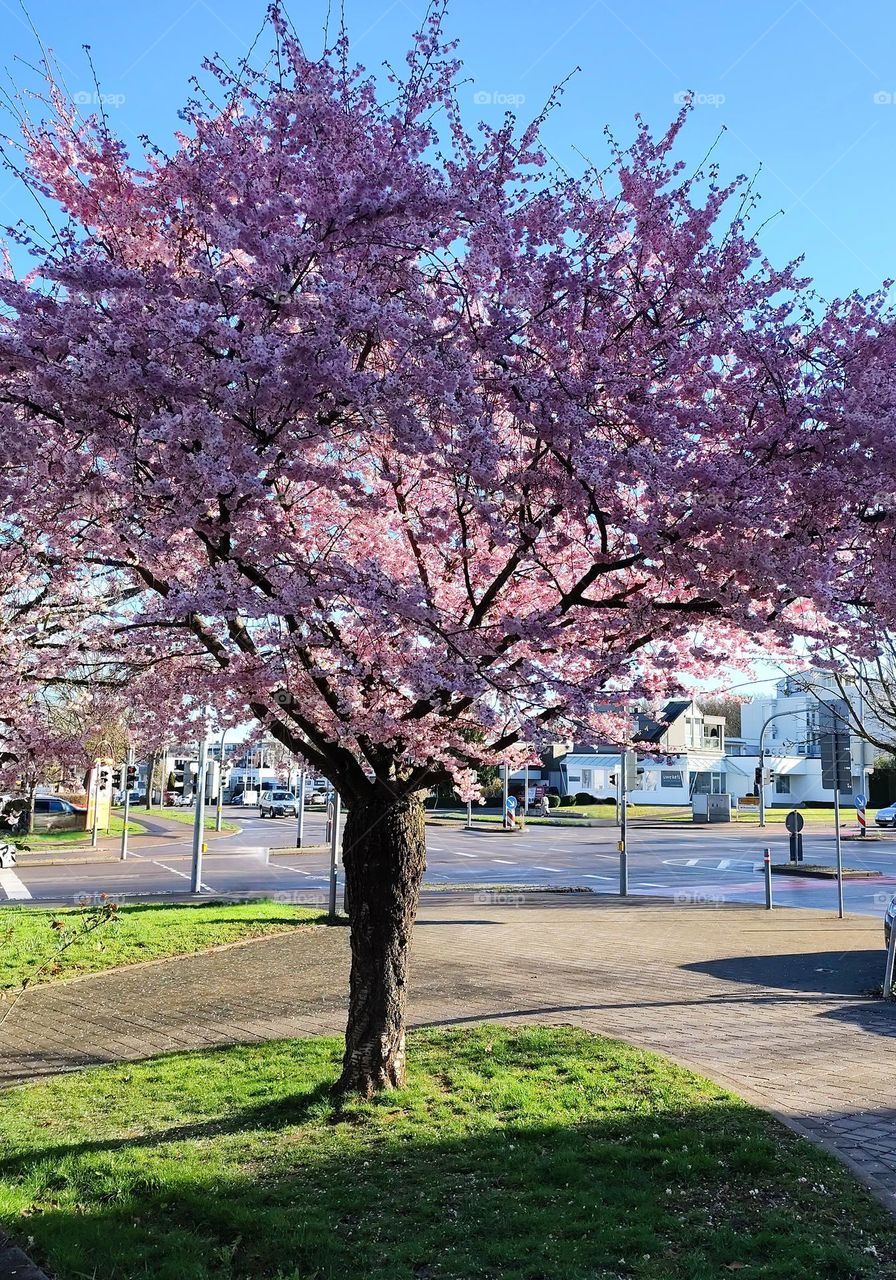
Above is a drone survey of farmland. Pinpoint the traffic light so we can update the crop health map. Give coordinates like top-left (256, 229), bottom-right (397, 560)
top-left (98, 767), bottom-right (111, 789)
top-left (126, 766), bottom-right (138, 787)
top-left (111, 768), bottom-right (123, 788)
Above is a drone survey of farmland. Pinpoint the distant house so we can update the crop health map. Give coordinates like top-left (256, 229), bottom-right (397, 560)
top-left (514, 700), bottom-right (728, 806)
top-left (629, 700), bottom-right (727, 805)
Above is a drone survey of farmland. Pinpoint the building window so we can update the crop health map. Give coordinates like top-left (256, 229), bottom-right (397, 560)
top-left (581, 769), bottom-right (593, 790)
top-left (661, 770), bottom-right (684, 788)
top-left (775, 774), bottom-right (790, 795)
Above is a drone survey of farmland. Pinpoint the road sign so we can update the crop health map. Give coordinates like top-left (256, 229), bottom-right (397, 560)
top-left (819, 699), bottom-right (852, 793)
top-left (505, 796), bottom-right (517, 811)
top-left (854, 792), bottom-right (867, 810)
top-left (784, 810), bottom-right (804, 834)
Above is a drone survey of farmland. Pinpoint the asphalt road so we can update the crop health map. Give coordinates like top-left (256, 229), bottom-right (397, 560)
top-left (2, 809), bottom-right (895, 928)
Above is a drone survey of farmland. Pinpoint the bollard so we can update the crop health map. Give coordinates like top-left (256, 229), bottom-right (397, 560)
top-left (763, 847), bottom-right (773, 910)
top-left (618, 840), bottom-right (628, 897)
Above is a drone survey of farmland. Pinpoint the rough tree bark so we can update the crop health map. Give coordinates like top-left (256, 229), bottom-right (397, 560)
top-left (338, 787), bottom-right (427, 1096)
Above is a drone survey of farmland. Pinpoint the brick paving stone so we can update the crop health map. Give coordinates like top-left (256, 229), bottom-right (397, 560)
top-left (0, 894), bottom-right (895, 1217)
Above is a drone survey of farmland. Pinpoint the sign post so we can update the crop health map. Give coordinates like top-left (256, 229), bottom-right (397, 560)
top-left (785, 809), bottom-right (804, 863)
top-left (834, 787), bottom-right (844, 919)
top-left (854, 791), bottom-right (867, 838)
top-left (763, 847), bottom-right (773, 910)
top-left (619, 749), bottom-right (629, 896)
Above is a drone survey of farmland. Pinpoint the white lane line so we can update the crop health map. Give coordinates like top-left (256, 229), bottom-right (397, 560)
top-left (454, 851), bottom-right (478, 859)
top-left (718, 859), bottom-right (731, 870)
top-left (686, 858), bottom-right (699, 867)
top-left (636, 882), bottom-right (665, 888)
top-left (0, 869), bottom-right (31, 900)
top-left (492, 858), bottom-right (516, 865)
top-left (129, 850), bottom-right (214, 893)
top-left (535, 865), bottom-right (564, 872)
top-left (582, 873), bottom-right (613, 881)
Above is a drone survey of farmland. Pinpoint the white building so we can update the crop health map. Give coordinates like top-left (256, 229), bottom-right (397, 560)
top-left (735, 672), bottom-right (874, 806)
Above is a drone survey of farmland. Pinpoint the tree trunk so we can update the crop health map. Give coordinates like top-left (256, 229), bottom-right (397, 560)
top-left (338, 789), bottom-right (427, 1096)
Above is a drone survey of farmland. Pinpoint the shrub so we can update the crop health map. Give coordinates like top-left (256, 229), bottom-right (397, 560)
top-left (558, 795), bottom-right (576, 807)
top-left (547, 794), bottom-right (560, 809)
top-left (574, 791), bottom-right (599, 805)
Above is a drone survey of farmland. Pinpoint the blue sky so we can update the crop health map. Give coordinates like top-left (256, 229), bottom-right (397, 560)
top-left (1, 0), bottom-right (894, 299)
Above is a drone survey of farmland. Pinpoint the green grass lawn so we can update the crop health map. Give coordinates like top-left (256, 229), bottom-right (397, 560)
top-left (0, 1026), bottom-right (892, 1280)
top-left (137, 805), bottom-right (239, 832)
top-left (10, 814), bottom-right (144, 849)
top-left (0, 900), bottom-right (326, 991)
top-left (432, 803), bottom-right (877, 826)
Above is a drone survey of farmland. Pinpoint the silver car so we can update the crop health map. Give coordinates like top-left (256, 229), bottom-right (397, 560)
top-left (259, 790), bottom-right (299, 818)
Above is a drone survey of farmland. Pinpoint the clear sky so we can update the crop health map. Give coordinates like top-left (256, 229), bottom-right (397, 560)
top-left (1, 0), bottom-right (894, 300)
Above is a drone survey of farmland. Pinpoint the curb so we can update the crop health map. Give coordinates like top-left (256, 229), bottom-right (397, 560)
top-left (0, 1235), bottom-right (50, 1280)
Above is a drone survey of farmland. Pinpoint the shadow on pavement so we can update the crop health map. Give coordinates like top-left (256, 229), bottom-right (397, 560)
top-left (682, 950), bottom-right (883, 998)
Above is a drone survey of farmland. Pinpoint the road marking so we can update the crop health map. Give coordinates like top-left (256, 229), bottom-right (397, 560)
top-left (535, 865), bottom-right (564, 872)
top-left (454, 851), bottom-right (478, 858)
top-left (129, 850), bottom-right (214, 893)
top-left (718, 859), bottom-right (731, 870)
top-left (582, 873), bottom-right (613, 881)
top-left (492, 858), bottom-right (516, 864)
top-left (637, 882), bottom-right (665, 888)
top-left (686, 858), bottom-right (699, 867)
top-left (0, 869), bottom-right (31, 900)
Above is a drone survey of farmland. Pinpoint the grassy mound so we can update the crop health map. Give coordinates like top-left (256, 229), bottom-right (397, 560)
top-left (0, 1026), bottom-right (892, 1279)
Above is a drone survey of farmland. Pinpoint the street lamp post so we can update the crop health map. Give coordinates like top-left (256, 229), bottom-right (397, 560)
top-left (215, 729), bottom-right (227, 833)
top-left (758, 711), bottom-right (797, 828)
top-left (296, 768), bottom-right (306, 848)
top-left (191, 739), bottom-right (208, 893)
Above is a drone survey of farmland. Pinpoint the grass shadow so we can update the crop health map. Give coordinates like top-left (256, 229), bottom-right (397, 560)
top-left (0, 1028), bottom-right (894, 1280)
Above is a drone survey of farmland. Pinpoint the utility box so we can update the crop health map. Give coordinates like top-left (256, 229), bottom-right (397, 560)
top-left (692, 793), bottom-right (732, 823)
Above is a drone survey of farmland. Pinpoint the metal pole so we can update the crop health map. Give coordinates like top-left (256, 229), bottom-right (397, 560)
top-left (90, 763), bottom-right (100, 850)
top-left (763, 847), bottom-right (773, 910)
top-left (758, 746), bottom-right (766, 828)
top-left (296, 768), bottom-right (306, 848)
top-left (120, 751), bottom-right (132, 861)
top-left (619, 750), bottom-right (628, 896)
top-left (884, 915), bottom-right (896, 1001)
top-left (523, 764), bottom-right (529, 817)
top-left (190, 739), bottom-right (208, 893)
top-left (328, 791), bottom-right (342, 919)
top-left (466, 799), bottom-right (472, 830)
top-left (502, 763), bottom-right (509, 829)
top-left (834, 788), bottom-right (844, 919)
top-left (215, 730), bottom-right (226, 832)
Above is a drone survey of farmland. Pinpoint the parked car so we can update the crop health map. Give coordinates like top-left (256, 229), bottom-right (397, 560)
top-left (2, 796), bottom-right (87, 834)
top-left (875, 803), bottom-right (896, 829)
top-left (885, 895), bottom-right (896, 948)
top-left (259, 790), bottom-right (299, 819)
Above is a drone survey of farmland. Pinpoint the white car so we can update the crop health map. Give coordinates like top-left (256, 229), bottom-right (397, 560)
top-left (875, 803), bottom-right (896, 828)
top-left (259, 790), bottom-right (300, 818)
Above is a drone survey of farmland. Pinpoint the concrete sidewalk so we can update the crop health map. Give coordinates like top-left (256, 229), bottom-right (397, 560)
top-left (1, 894), bottom-right (895, 1213)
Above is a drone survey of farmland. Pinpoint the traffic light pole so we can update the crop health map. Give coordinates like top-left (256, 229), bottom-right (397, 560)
top-left (120, 752), bottom-right (132, 861)
top-left (90, 764), bottom-right (100, 850)
top-left (619, 749), bottom-right (628, 896)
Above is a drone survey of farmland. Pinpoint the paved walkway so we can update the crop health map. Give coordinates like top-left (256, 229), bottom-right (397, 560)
top-left (2, 894), bottom-right (895, 1213)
